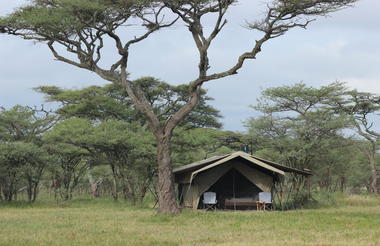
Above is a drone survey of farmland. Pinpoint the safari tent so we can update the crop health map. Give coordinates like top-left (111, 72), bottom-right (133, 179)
top-left (173, 151), bottom-right (311, 210)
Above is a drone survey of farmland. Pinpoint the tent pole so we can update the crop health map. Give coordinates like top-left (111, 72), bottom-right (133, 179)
top-left (233, 169), bottom-right (236, 211)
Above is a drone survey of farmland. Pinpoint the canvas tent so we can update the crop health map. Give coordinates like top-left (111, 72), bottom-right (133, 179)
top-left (173, 151), bottom-right (311, 209)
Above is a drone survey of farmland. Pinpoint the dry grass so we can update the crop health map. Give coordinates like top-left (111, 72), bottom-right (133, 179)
top-left (0, 195), bottom-right (380, 246)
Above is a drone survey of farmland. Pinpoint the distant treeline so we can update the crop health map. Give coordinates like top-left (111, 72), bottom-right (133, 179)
top-left (0, 80), bottom-right (379, 204)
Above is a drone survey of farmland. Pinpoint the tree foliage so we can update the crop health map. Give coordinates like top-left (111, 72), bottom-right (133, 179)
top-left (246, 83), bottom-right (353, 191)
top-left (36, 77), bottom-right (222, 129)
top-left (331, 90), bottom-right (380, 194)
top-left (0, 106), bottom-right (55, 202)
top-left (1, 0), bottom-right (358, 213)
top-left (44, 118), bottom-right (156, 202)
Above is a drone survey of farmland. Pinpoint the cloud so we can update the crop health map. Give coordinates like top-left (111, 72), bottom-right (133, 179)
top-left (312, 0), bottom-right (380, 31)
top-left (345, 78), bottom-right (380, 94)
top-left (0, 0), bottom-right (378, 131)
top-left (0, 0), bottom-right (26, 15)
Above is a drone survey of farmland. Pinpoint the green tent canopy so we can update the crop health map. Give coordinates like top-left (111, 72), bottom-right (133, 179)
top-left (173, 151), bottom-right (311, 209)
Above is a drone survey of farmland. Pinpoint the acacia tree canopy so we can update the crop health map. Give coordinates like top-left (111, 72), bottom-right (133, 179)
top-left (332, 90), bottom-right (380, 194)
top-left (36, 77), bottom-right (222, 129)
top-left (0, 106), bottom-right (55, 202)
top-left (246, 83), bottom-right (350, 177)
top-left (0, 0), bottom-right (358, 213)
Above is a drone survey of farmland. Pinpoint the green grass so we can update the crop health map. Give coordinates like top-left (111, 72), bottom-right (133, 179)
top-left (1, 195), bottom-right (380, 246)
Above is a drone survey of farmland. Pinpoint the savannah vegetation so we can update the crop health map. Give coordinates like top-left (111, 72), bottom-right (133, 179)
top-left (0, 194), bottom-right (380, 246)
top-left (0, 1), bottom-right (379, 245)
top-left (0, 0), bottom-right (359, 213)
top-left (0, 82), bottom-right (379, 208)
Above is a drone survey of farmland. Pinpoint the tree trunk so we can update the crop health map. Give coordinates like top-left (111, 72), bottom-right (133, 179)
top-left (366, 147), bottom-right (379, 194)
top-left (88, 173), bottom-right (99, 198)
top-left (5, 176), bottom-right (15, 202)
top-left (156, 136), bottom-right (179, 214)
top-left (110, 164), bottom-right (119, 200)
top-left (339, 176), bottom-right (345, 193)
top-left (27, 177), bottom-right (33, 202)
top-left (355, 126), bottom-right (379, 195)
top-left (32, 182), bottom-right (39, 202)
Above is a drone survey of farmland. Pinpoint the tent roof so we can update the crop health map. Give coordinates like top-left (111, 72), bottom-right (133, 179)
top-left (190, 152), bottom-right (285, 179)
top-left (173, 154), bottom-right (229, 174)
top-left (173, 151), bottom-right (312, 176)
top-left (252, 155), bottom-right (312, 176)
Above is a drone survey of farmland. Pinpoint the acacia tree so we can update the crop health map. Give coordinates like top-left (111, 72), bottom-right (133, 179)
top-left (247, 83), bottom-right (349, 166)
top-left (0, 142), bottom-right (48, 202)
top-left (0, 0), bottom-right (357, 213)
top-left (46, 118), bottom-right (157, 202)
top-left (36, 79), bottom-right (222, 202)
top-left (245, 83), bottom-right (351, 192)
top-left (335, 91), bottom-right (380, 194)
top-left (0, 105), bottom-right (56, 202)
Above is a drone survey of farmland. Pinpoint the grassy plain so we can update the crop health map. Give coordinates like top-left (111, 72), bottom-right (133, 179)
top-left (0, 195), bottom-right (379, 246)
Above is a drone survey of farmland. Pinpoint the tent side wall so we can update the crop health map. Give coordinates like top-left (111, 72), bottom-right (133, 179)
top-left (179, 163), bottom-right (231, 208)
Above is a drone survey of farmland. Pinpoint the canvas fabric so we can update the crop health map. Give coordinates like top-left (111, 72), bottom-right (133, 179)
top-left (181, 160), bottom-right (274, 209)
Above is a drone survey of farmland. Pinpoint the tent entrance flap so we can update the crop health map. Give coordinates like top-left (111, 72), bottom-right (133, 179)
top-left (180, 163), bottom-right (231, 209)
top-left (199, 168), bottom-right (263, 209)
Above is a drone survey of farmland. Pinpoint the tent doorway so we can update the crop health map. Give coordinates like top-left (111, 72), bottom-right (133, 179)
top-left (199, 168), bottom-right (262, 210)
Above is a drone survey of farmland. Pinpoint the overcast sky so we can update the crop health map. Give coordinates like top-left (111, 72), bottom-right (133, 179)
top-left (1, 0), bottom-right (379, 131)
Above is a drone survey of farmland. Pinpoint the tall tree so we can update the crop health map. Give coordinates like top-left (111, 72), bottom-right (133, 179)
top-left (246, 83), bottom-right (351, 190)
top-left (43, 133), bottom-right (90, 201)
top-left (37, 79), bottom-right (222, 202)
top-left (0, 142), bottom-right (48, 202)
top-left (334, 91), bottom-right (380, 194)
top-left (45, 118), bottom-right (157, 203)
top-left (1, 0), bottom-right (357, 213)
top-left (0, 105), bottom-right (56, 202)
